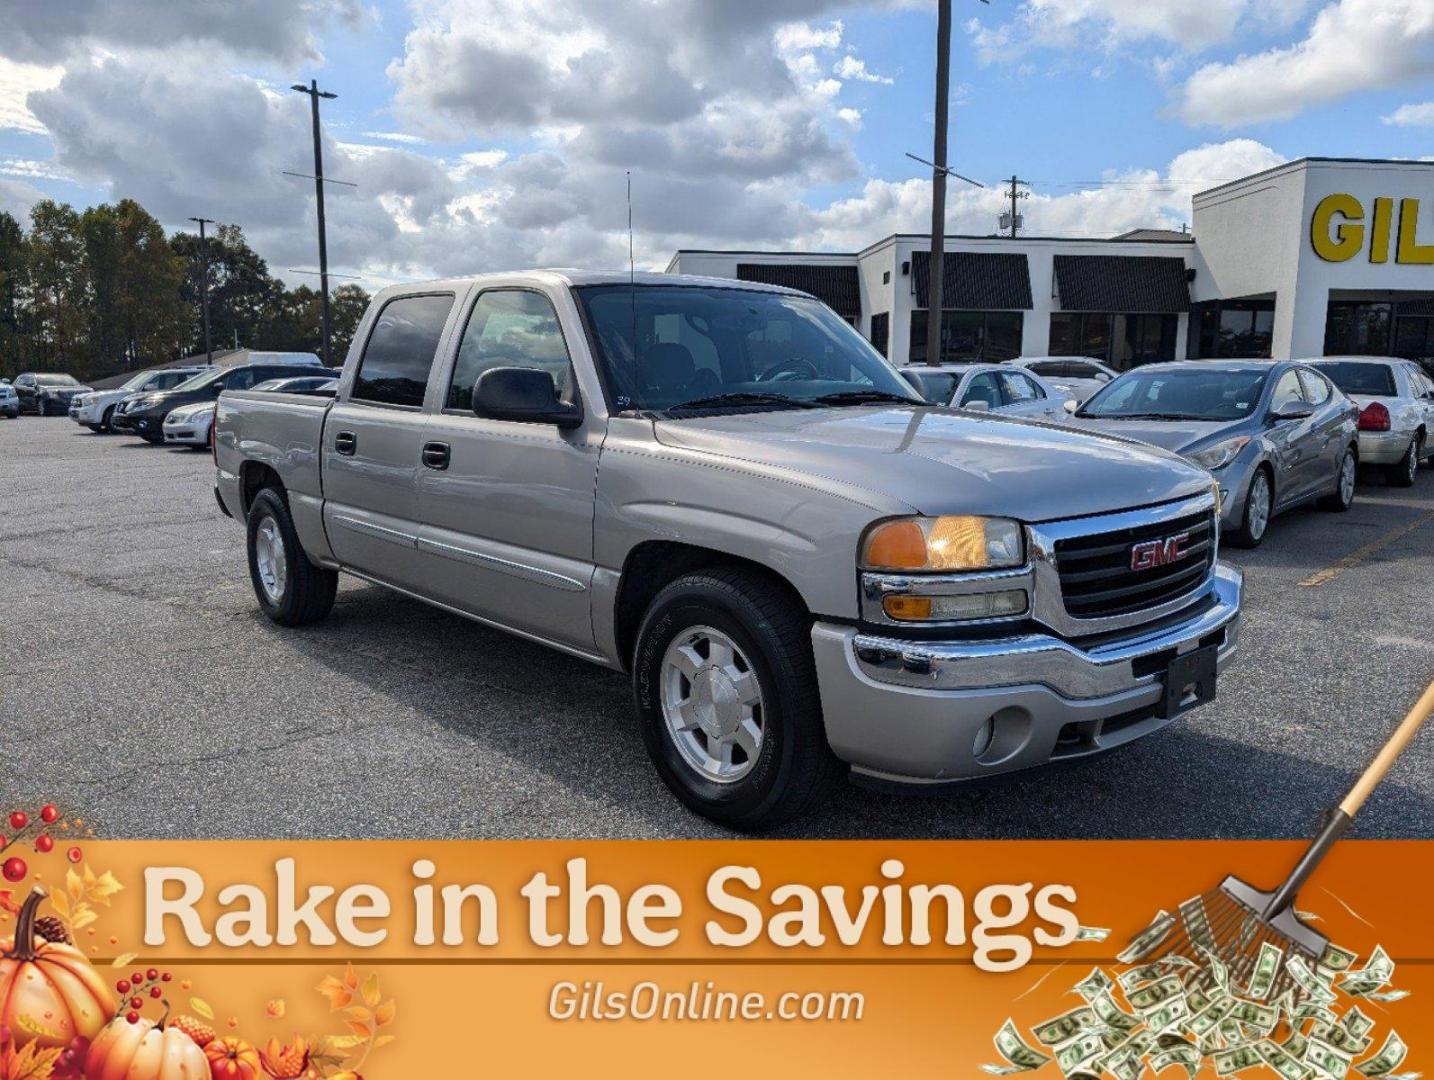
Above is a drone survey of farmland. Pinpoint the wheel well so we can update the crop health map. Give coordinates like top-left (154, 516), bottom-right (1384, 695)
top-left (240, 462), bottom-right (285, 514)
top-left (612, 541), bottom-right (808, 672)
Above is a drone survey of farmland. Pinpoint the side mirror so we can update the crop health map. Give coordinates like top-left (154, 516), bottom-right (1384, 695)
top-left (1268, 400), bottom-right (1314, 422)
top-left (963, 399), bottom-right (991, 413)
top-left (473, 367), bottom-right (582, 428)
top-left (1063, 398), bottom-right (1078, 414)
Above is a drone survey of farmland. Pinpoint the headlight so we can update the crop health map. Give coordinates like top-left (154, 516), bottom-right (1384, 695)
top-left (861, 516), bottom-right (1024, 572)
top-left (1187, 436), bottom-right (1250, 472)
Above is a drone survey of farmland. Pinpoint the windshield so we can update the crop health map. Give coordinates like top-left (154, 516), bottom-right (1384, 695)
top-left (1314, 362), bottom-right (1396, 396)
top-left (172, 368), bottom-right (225, 392)
top-left (1081, 368), bottom-right (1269, 421)
top-left (36, 374), bottom-right (80, 386)
top-left (574, 285), bottom-right (921, 413)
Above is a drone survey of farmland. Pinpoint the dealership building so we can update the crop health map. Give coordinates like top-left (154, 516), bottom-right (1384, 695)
top-left (666, 157), bottom-right (1434, 370)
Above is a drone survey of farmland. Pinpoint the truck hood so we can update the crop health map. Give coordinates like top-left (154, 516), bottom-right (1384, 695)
top-left (652, 405), bottom-right (1212, 522)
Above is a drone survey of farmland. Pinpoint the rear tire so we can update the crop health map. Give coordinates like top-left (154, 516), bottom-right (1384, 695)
top-left (1229, 468), bottom-right (1272, 548)
top-left (101, 406), bottom-right (116, 434)
top-left (632, 566), bottom-right (844, 831)
top-left (1387, 434), bottom-right (1422, 488)
top-left (246, 488), bottom-right (338, 627)
top-left (1320, 446), bottom-right (1357, 511)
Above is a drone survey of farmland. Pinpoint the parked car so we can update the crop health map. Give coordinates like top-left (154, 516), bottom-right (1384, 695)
top-left (214, 271), bottom-right (1241, 828)
top-left (161, 401), bottom-right (217, 449)
top-left (250, 375), bottom-right (340, 395)
top-left (1010, 356), bottom-right (1118, 403)
top-left (115, 355), bottom-right (324, 443)
top-left (0, 381), bottom-right (17, 419)
top-left (12, 373), bottom-right (92, 415)
top-left (70, 367), bottom-right (213, 434)
top-left (1069, 361), bottom-right (1359, 548)
top-left (898, 362), bottom-right (1072, 421)
top-left (1309, 357), bottom-right (1434, 487)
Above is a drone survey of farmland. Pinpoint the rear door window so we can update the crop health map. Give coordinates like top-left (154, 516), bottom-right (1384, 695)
top-left (353, 293), bottom-right (455, 408)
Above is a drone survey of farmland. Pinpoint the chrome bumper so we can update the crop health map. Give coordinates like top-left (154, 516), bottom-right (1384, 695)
top-left (1356, 430), bottom-right (1410, 466)
top-left (811, 562), bottom-right (1242, 786)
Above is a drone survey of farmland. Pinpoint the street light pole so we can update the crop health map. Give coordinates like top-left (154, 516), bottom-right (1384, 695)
top-left (291, 79), bottom-right (338, 367)
top-left (924, 0), bottom-right (953, 366)
top-left (188, 216), bottom-right (215, 363)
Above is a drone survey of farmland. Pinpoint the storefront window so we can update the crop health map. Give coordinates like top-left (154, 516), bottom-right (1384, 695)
top-left (1049, 312), bottom-right (1176, 370)
top-left (1191, 299), bottom-right (1275, 359)
top-left (1324, 302), bottom-right (1392, 356)
top-left (909, 310), bottom-right (1024, 363)
top-left (1394, 315), bottom-right (1433, 360)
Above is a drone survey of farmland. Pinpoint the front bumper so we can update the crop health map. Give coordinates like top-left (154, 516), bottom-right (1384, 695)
top-left (114, 411), bottom-right (163, 437)
top-left (1356, 430), bottom-right (1411, 466)
top-left (164, 423), bottom-right (205, 445)
top-left (72, 403), bottom-right (102, 424)
top-left (811, 562), bottom-right (1242, 786)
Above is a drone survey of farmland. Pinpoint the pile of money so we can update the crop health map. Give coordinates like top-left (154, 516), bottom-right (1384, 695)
top-left (983, 905), bottom-right (1416, 1080)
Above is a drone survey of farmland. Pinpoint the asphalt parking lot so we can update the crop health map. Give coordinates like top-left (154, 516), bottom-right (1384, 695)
top-left (2, 416), bottom-right (1433, 840)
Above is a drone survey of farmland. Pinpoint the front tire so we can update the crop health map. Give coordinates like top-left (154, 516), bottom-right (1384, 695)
top-left (246, 488), bottom-right (338, 626)
top-left (101, 406), bottom-right (117, 434)
top-left (632, 567), bottom-right (844, 830)
top-left (1320, 446), bottom-right (1357, 510)
top-left (1387, 434), bottom-right (1423, 488)
top-left (1229, 467), bottom-right (1273, 548)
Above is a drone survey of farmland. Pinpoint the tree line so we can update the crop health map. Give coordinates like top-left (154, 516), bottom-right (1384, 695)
top-left (0, 198), bottom-right (370, 381)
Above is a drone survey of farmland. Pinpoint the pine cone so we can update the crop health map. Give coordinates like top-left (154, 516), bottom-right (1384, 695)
top-left (33, 915), bottom-right (70, 944)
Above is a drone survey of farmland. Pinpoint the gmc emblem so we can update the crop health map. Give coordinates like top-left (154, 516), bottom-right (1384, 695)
top-left (1130, 532), bottom-right (1192, 572)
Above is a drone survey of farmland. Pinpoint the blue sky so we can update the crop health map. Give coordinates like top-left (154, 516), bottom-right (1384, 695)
top-left (1, 0), bottom-right (1431, 285)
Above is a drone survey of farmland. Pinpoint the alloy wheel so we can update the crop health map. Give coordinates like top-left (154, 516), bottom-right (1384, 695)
top-left (254, 516), bottom-right (287, 604)
top-left (1341, 452), bottom-right (1358, 504)
top-left (1247, 473), bottom-right (1271, 542)
top-left (660, 626), bottom-right (765, 784)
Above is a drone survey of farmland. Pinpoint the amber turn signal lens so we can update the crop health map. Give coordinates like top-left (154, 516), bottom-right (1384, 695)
top-left (863, 520), bottom-right (927, 570)
top-left (882, 595), bottom-right (934, 621)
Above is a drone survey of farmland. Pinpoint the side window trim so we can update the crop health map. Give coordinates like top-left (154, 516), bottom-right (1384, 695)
top-left (440, 286), bottom-right (579, 418)
top-left (348, 290), bottom-right (457, 411)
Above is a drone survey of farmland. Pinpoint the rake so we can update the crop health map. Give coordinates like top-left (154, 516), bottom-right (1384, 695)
top-left (1138, 678), bottom-right (1434, 1003)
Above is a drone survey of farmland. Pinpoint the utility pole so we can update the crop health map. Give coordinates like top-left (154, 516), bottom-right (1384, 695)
top-left (1001, 175), bottom-right (1030, 239)
top-left (188, 216), bottom-right (215, 362)
top-left (291, 79), bottom-right (338, 366)
top-left (924, 0), bottom-right (953, 367)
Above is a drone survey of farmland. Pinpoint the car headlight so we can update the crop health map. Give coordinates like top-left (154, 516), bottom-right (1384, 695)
top-left (1187, 436), bottom-right (1250, 472)
top-left (861, 516), bottom-right (1024, 572)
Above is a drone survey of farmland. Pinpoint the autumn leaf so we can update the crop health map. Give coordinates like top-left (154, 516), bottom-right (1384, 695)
top-left (111, 952), bottom-right (138, 968)
top-left (316, 975), bottom-right (353, 1011)
top-left (342, 963), bottom-right (359, 990)
top-left (360, 973), bottom-right (380, 1008)
top-left (373, 1034), bottom-right (396, 1050)
top-left (265, 999), bottom-right (286, 1019)
top-left (65, 869), bottom-right (83, 904)
top-left (190, 997), bottom-right (215, 1020)
top-left (342, 1006), bottom-right (371, 1025)
top-left (1, 1041), bottom-right (64, 1080)
top-left (373, 1000), bottom-right (395, 1027)
top-left (47, 891), bottom-right (69, 920)
top-left (344, 1021), bottom-right (372, 1040)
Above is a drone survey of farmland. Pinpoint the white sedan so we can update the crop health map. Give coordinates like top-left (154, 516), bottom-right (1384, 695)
top-left (1009, 356), bottom-right (1119, 404)
top-left (162, 400), bottom-right (215, 448)
top-left (898, 361), bottom-right (1074, 421)
top-left (1311, 357), bottom-right (1434, 487)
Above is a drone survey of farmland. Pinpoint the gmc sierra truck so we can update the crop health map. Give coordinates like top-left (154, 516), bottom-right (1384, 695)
top-left (214, 271), bottom-right (1242, 828)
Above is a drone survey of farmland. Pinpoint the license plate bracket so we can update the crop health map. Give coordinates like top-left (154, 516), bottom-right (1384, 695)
top-left (1160, 644), bottom-right (1218, 719)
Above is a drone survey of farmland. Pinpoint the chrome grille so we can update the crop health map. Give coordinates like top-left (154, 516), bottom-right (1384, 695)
top-left (1054, 507), bottom-right (1216, 619)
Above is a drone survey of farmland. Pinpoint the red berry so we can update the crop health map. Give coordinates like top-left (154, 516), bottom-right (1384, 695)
top-left (116, 980), bottom-right (130, 994)
top-left (1, 857), bottom-right (26, 882)
top-left (131, 972), bottom-right (143, 986)
top-left (8, 811), bottom-right (26, 831)
top-left (40, 805), bottom-right (59, 824)
top-left (66, 846), bottom-right (82, 864)
top-left (150, 986), bottom-right (162, 999)
top-left (129, 997), bottom-right (143, 1010)
top-left (126, 1012), bottom-right (139, 1025)
top-left (35, 835), bottom-right (53, 853)
top-left (146, 968), bottom-right (159, 981)
top-left (161, 972), bottom-right (172, 982)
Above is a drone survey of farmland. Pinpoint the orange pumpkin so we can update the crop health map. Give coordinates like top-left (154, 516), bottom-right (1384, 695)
top-left (204, 1036), bottom-right (263, 1080)
top-left (0, 887), bottom-right (114, 1051)
top-left (85, 1015), bottom-right (209, 1080)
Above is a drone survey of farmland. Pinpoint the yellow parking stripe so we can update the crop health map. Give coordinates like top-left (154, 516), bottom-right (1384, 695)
top-left (1298, 509), bottom-right (1434, 587)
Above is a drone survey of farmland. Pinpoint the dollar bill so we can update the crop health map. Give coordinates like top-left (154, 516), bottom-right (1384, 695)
top-left (1091, 991), bottom-right (1141, 1034)
top-left (1228, 999), bottom-right (1279, 1033)
top-left (1259, 1038), bottom-right (1313, 1080)
top-left (1074, 968), bottom-right (1114, 1002)
top-left (1214, 1045), bottom-right (1264, 1076)
top-left (1146, 997), bottom-right (1191, 1035)
top-left (1342, 1008), bottom-right (1375, 1040)
top-left (1199, 945), bottom-right (1232, 993)
top-left (1246, 941), bottom-right (1284, 1001)
top-left (1151, 1044), bottom-right (1200, 1078)
top-left (1288, 955), bottom-right (1339, 1005)
top-left (1314, 1020), bottom-right (1373, 1055)
top-left (1295, 1001), bottom-right (1340, 1028)
top-left (1307, 1037), bottom-right (1354, 1079)
top-left (1340, 947), bottom-right (1394, 997)
top-left (985, 1019), bottom-right (1053, 1074)
top-left (1283, 1032), bottom-right (1310, 1059)
top-left (1320, 943), bottom-right (1358, 973)
top-left (1119, 911), bottom-right (1176, 965)
top-left (1355, 1032), bottom-right (1407, 1078)
top-left (1034, 1007), bottom-right (1099, 1047)
top-left (1056, 1033), bottom-right (1107, 1076)
top-left (1128, 975), bottom-right (1185, 1014)
top-left (1076, 925), bottom-right (1112, 942)
top-left (1188, 997), bottom-right (1236, 1039)
top-left (1362, 989), bottom-right (1409, 1004)
top-left (1186, 986), bottom-right (1212, 1015)
top-left (1120, 963), bottom-right (1170, 992)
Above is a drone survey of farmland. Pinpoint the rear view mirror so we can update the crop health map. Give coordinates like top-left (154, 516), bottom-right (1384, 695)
top-left (473, 367), bottom-right (582, 428)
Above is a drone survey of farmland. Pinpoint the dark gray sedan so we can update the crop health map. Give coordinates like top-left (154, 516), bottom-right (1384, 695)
top-left (1069, 361), bottom-right (1360, 547)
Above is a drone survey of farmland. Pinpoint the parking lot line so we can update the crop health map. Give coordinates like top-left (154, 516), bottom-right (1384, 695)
top-left (1298, 509), bottom-right (1434, 588)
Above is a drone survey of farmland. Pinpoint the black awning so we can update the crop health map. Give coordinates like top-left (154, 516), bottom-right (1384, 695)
top-left (910, 251), bottom-right (1033, 310)
top-left (1053, 254), bottom-right (1191, 313)
top-left (736, 263), bottom-right (861, 319)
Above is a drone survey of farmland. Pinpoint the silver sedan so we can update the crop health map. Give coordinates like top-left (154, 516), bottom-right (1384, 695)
top-left (1067, 361), bottom-right (1360, 547)
top-left (1310, 357), bottom-right (1434, 487)
top-left (898, 361), bottom-right (1073, 421)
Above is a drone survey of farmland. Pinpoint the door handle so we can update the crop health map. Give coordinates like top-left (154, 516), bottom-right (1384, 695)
top-left (334, 431), bottom-right (357, 456)
top-left (421, 441), bottom-right (450, 470)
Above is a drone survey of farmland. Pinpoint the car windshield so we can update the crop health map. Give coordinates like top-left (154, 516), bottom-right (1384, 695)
top-left (36, 374), bottom-right (79, 386)
top-left (1080, 368), bottom-right (1269, 421)
top-left (172, 369), bottom-right (225, 391)
top-left (1314, 362), bottom-right (1396, 396)
top-left (574, 285), bottom-right (921, 413)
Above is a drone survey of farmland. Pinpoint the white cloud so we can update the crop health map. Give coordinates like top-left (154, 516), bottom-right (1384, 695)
top-left (1178, 0), bottom-right (1434, 126)
top-left (833, 55), bottom-right (893, 84)
top-left (1383, 101), bottom-right (1434, 127)
top-left (775, 20), bottom-right (844, 52)
top-left (0, 157), bottom-right (71, 181)
top-left (0, 178), bottom-right (44, 221)
top-left (836, 107), bottom-right (863, 128)
top-left (0, 57), bottom-right (63, 135)
top-left (362, 131), bottom-right (428, 145)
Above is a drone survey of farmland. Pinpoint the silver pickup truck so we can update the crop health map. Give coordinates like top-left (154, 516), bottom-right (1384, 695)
top-left (214, 270), bottom-right (1242, 828)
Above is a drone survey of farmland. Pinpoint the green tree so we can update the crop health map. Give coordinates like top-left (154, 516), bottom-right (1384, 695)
top-left (25, 200), bottom-right (89, 372)
top-left (330, 283), bottom-right (371, 362)
top-left (0, 211), bottom-right (25, 378)
top-left (173, 223), bottom-right (281, 355)
top-left (80, 204), bottom-right (125, 373)
top-left (115, 199), bottom-right (186, 367)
